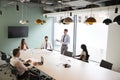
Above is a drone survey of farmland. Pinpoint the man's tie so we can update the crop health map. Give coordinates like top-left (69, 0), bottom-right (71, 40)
top-left (63, 35), bottom-right (65, 42)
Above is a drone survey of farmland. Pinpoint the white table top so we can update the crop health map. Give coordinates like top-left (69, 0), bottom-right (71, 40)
top-left (20, 49), bottom-right (120, 80)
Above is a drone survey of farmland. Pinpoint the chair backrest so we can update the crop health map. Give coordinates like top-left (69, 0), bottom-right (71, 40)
top-left (0, 51), bottom-right (7, 60)
top-left (100, 60), bottom-right (113, 70)
top-left (10, 64), bottom-right (18, 76)
top-left (85, 55), bottom-right (90, 62)
top-left (64, 51), bottom-right (73, 57)
top-left (0, 51), bottom-right (12, 63)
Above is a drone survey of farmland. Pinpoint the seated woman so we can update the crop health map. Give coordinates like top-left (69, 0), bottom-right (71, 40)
top-left (74, 44), bottom-right (89, 62)
top-left (19, 39), bottom-right (29, 50)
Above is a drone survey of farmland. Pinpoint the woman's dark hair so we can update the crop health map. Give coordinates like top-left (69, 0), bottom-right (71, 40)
top-left (13, 48), bottom-right (20, 57)
top-left (81, 44), bottom-right (89, 56)
top-left (21, 39), bottom-right (25, 49)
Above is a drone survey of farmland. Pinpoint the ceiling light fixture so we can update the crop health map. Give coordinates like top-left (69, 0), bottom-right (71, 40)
top-left (113, 15), bottom-right (120, 25)
top-left (70, 12), bottom-right (72, 16)
top-left (63, 0), bottom-right (73, 25)
top-left (35, 19), bottom-right (46, 25)
top-left (115, 0), bottom-right (118, 13)
top-left (45, 15), bottom-right (47, 18)
top-left (85, 17), bottom-right (96, 25)
top-left (115, 7), bottom-right (118, 13)
top-left (19, 3), bottom-right (29, 24)
top-left (103, 7), bottom-right (112, 25)
top-left (35, 0), bottom-right (46, 25)
top-left (103, 18), bottom-right (112, 25)
top-left (16, 4), bottom-right (19, 11)
top-left (63, 17), bottom-right (73, 24)
top-left (0, 0), bottom-right (2, 15)
top-left (35, 19), bottom-right (42, 24)
top-left (58, 0), bottom-right (62, 3)
top-left (20, 0), bottom-right (30, 3)
top-left (0, 9), bottom-right (2, 15)
top-left (85, 0), bottom-right (96, 25)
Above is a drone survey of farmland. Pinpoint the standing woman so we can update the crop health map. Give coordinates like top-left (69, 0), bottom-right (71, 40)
top-left (19, 39), bottom-right (29, 50)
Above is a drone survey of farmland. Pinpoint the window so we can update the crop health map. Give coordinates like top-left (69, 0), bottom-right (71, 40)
top-left (54, 20), bottom-right (108, 63)
top-left (76, 23), bottom-right (108, 62)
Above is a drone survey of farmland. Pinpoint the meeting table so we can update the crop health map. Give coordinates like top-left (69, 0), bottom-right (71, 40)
top-left (20, 49), bottom-right (120, 80)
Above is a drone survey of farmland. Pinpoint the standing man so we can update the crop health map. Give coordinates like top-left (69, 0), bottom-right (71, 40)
top-left (56, 29), bottom-right (70, 54)
top-left (40, 36), bottom-right (53, 50)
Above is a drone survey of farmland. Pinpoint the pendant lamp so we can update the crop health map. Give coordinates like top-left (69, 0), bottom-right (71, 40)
top-left (113, 0), bottom-right (119, 25)
top-left (103, 18), bottom-right (112, 25)
top-left (62, 0), bottom-right (73, 25)
top-left (35, 19), bottom-right (43, 24)
top-left (85, 17), bottom-right (96, 25)
top-left (35, 19), bottom-right (46, 24)
top-left (103, 7), bottom-right (112, 25)
top-left (115, 0), bottom-right (118, 13)
top-left (35, 0), bottom-right (46, 25)
top-left (0, 0), bottom-right (2, 15)
top-left (19, 3), bottom-right (29, 24)
top-left (16, 4), bottom-right (19, 11)
top-left (0, 10), bottom-right (2, 15)
top-left (85, 2), bottom-right (97, 25)
top-left (63, 17), bottom-right (73, 24)
top-left (113, 15), bottom-right (120, 25)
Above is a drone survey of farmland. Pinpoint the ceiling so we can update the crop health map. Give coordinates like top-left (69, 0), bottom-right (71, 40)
top-left (1, 0), bottom-right (120, 13)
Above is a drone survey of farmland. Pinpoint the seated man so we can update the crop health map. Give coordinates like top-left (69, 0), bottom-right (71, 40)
top-left (10, 48), bottom-right (40, 80)
top-left (40, 36), bottom-right (53, 50)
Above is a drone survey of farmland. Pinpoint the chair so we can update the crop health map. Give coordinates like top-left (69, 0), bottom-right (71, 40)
top-left (0, 51), bottom-right (12, 74)
top-left (64, 51), bottom-right (73, 57)
top-left (10, 64), bottom-right (41, 80)
top-left (100, 60), bottom-right (113, 70)
top-left (9, 64), bottom-right (29, 80)
top-left (84, 55), bottom-right (90, 63)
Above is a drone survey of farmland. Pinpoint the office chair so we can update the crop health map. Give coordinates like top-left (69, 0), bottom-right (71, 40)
top-left (10, 64), bottom-right (41, 80)
top-left (0, 51), bottom-right (12, 74)
top-left (84, 55), bottom-right (90, 63)
top-left (100, 60), bottom-right (113, 70)
top-left (9, 64), bottom-right (29, 80)
top-left (63, 51), bottom-right (73, 57)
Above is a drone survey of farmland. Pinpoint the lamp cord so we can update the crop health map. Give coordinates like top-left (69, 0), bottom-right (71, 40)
top-left (107, 7), bottom-right (110, 18)
top-left (21, 3), bottom-right (24, 20)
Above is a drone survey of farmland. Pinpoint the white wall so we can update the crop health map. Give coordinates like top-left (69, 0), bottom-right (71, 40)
top-left (106, 5), bottom-right (120, 72)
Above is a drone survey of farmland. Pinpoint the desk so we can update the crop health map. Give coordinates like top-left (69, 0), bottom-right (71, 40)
top-left (20, 49), bottom-right (120, 80)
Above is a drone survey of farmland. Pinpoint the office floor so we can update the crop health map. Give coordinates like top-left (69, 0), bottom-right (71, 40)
top-left (0, 63), bottom-right (16, 80)
top-left (0, 69), bottom-right (16, 80)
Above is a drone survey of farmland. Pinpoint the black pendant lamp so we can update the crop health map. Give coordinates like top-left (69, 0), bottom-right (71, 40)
top-left (115, 7), bottom-right (118, 13)
top-left (113, 15), bottom-right (120, 25)
top-left (16, 4), bottom-right (19, 11)
top-left (0, 0), bottom-right (2, 15)
top-left (103, 7), bottom-right (112, 25)
top-left (103, 18), bottom-right (112, 25)
top-left (0, 10), bottom-right (2, 15)
top-left (115, 0), bottom-right (118, 13)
